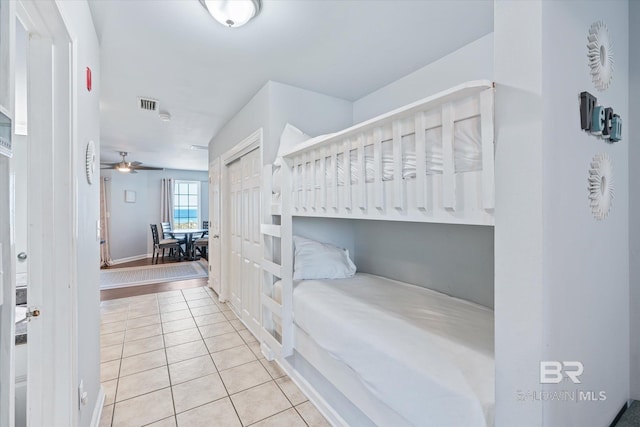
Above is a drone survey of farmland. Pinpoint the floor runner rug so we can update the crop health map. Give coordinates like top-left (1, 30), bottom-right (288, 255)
top-left (100, 261), bottom-right (208, 289)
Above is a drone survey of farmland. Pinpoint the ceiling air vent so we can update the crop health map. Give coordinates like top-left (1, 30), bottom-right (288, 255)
top-left (138, 97), bottom-right (159, 112)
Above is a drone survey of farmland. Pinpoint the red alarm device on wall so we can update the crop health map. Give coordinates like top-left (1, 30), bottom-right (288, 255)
top-left (86, 67), bottom-right (92, 92)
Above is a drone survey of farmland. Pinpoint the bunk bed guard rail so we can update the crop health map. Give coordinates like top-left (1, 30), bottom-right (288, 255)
top-left (281, 80), bottom-right (495, 225)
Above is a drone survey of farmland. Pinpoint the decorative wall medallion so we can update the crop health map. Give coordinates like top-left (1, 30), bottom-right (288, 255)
top-left (85, 140), bottom-right (96, 184)
top-left (588, 153), bottom-right (614, 220)
top-left (587, 21), bottom-right (614, 91)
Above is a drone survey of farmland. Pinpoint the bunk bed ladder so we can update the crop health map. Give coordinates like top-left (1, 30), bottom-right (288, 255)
top-left (259, 163), bottom-right (294, 361)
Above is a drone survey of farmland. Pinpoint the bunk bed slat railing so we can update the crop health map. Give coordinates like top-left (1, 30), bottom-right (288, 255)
top-left (261, 293), bottom-right (282, 318)
top-left (292, 160), bottom-right (299, 211)
top-left (320, 150), bottom-right (327, 210)
top-left (480, 88), bottom-right (495, 210)
top-left (261, 330), bottom-right (283, 358)
top-left (392, 120), bottom-right (404, 210)
top-left (262, 259), bottom-right (282, 278)
top-left (343, 138), bottom-right (352, 210)
top-left (259, 162), bottom-right (293, 361)
top-left (357, 133), bottom-right (367, 210)
top-left (330, 144), bottom-right (338, 210)
top-left (279, 158), bottom-right (294, 358)
top-left (373, 127), bottom-right (384, 209)
top-left (442, 103), bottom-right (456, 210)
top-left (310, 151), bottom-right (317, 211)
top-left (260, 224), bottom-right (281, 238)
top-left (301, 154), bottom-right (308, 210)
top-left (414, 112), bottom-right (427, 210)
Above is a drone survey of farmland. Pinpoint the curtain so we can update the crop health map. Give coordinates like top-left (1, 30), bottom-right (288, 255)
top-left (100, 177), bottom-right (113, 267)
top-left (160, 178), bottom-right (174, 228)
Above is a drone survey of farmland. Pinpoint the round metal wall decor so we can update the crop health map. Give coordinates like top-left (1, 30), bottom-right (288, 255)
top-left (587, 21), bottom-right (614, 91)
top-left (85, 140), bottom-right (96, 185)
top-left (588, 153), bottom-right (614, 220)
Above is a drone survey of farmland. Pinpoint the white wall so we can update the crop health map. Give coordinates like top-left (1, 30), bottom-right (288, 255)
top-left (209, 81), bottom-right (353, 166)
top-left (352, 33), bottom-right (494, 124)
top-left (629, 0), bottom-right (640, 401)
top-left (55, 1), bottom-right (102, 426)
top-left (209, 83), bottom-right (271, 163)
top-left (541, 2), bottom-right (629, 425)
top-left (495, 1), bottom-right (629, 425)
top-left (292, 218), bottom-right (355, 257)
top-left (102, 170), bottom-right (149, 260)
top-left (493, 1), bottom-right (545, 425)
top-left (267, 81), bottom-right (353, 165)
top-left (354, 222), bottom-right (494, 309)
top-left (103, 168), bottom-right (209, 262)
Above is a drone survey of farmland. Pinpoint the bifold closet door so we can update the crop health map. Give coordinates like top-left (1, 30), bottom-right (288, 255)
top-left (228, 159), bottom-right (243, 313)
top-left (240, 148), bottom-right (262, 335)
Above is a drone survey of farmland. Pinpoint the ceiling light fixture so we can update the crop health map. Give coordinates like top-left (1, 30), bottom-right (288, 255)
top-left (159, 112), bottom-right (172, 122)
top-left (190, 145), bottom-right (209, 151)
top-left (115, 163), bottom-right (131, 173)
top-left (199, 0), bottom-right (262, 28)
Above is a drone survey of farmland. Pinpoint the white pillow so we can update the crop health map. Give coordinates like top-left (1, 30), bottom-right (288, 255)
top-left (293, 235), bottom-right (356, 280)
top-left (274, 123), bottom-right (310, 167)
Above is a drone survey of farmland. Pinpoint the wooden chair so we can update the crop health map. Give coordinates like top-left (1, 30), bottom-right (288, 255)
top-left (193, 235), bottom-right (208, 260)
top-left (150, 224), bottom-right (183, 264)
top-left (161, 221), bottom-right (187, 256)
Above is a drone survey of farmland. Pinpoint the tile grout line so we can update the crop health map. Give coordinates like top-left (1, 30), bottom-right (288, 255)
top-left (158, 295), bottom-right (179, 426)
top-left (102, 286), bottom-right (321, 427)
top-left (187, 289), bottom-right (247, 426)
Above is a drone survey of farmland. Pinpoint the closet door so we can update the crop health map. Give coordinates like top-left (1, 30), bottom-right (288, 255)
top-left (228, 159), bottom-right (243, 313)
top-left (240, 148), bottom-right (262, 335)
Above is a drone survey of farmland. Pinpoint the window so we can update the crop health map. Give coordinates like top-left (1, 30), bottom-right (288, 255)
top-left (173, 180), bottom-right (200, 229)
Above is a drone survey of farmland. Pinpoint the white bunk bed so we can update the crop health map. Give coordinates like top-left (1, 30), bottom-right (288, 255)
top-left (259, 80), bottom-right (495, 427)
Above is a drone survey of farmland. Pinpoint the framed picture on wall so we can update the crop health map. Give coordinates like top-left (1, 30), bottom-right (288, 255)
top-left (124, 190), bottom-right (136, 203)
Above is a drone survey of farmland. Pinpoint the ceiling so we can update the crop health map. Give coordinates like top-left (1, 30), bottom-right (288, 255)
top-left (90, 0), bottom-right (493, 171)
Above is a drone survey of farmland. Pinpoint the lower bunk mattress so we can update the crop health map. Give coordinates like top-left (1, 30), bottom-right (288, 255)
top-left (275, 273), bottom-right (494, 427)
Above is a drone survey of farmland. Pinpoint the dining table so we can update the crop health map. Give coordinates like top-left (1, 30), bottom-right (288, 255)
top-left (168, 228), bottom-right (208, 261)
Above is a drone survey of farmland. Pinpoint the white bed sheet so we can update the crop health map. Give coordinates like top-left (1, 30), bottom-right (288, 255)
top-left (281, 273), bottom-right (494, 427)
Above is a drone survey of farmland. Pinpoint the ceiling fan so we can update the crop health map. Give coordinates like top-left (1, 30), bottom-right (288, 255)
top-left (100, 151), bottom-right (163, 174)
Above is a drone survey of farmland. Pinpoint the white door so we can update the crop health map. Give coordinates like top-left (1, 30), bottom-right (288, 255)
top-left (228, 159), bottom-right (243, 313)
top-left (26, 19), bottom-right (75, 427)
top-left (208, 158), bottom-right (221, 296)
top-left (240, 148), bottom-right (262, 335)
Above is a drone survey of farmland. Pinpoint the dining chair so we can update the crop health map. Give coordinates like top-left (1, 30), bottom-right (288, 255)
top-left (150, 224), bottom-right (183, 264)
top-left (161, 221), bottom-right (187, 256)
top-left (193, 235), bottom-right (208, 260)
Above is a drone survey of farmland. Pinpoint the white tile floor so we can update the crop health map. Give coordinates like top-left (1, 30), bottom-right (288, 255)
top-left (99, 286), bottom-right (331, 427)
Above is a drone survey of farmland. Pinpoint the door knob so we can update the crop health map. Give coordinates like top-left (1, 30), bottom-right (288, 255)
top-left (213, 234), bottom-right (220, 239)
top-left (26, 307), bottom-right (41, 320)
top-left (17, 252), bottom-right (27, 261)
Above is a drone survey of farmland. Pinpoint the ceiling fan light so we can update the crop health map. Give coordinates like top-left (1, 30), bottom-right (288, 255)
top-left (115, 163), bottom-right (131, 173)
top-left (201, 0), bottom-right (261, 28)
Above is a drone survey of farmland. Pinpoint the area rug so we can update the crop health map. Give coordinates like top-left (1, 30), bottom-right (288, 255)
top-left (100, 261), bottom-right (208, 289)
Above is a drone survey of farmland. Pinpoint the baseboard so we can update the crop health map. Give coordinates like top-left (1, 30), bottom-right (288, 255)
top-left (90, 386), bottom-right (105, 427)
top-left (277, 357), bottom-right (348, 427)
top-left (110, 254), bottom-right (152, 265)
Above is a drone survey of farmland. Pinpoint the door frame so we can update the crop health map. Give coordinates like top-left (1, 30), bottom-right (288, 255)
top-left (208, 157), bottom-right (221, 296)
top-left (220, 128), bottom-right (262, 305)
top-left (16, 2), bottom-right (77, 426)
